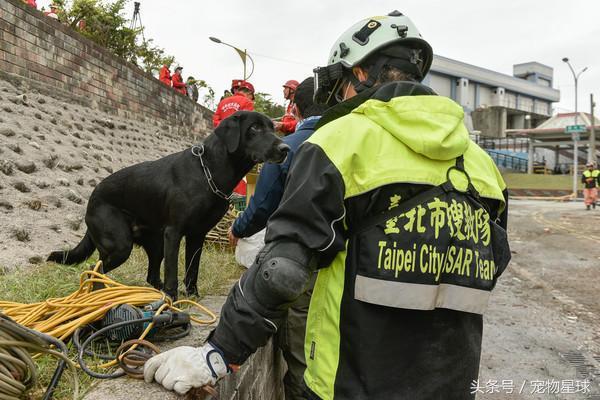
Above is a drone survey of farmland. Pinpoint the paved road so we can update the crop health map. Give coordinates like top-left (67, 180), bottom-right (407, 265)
top-left (479, 200), bottom-right (600, 399)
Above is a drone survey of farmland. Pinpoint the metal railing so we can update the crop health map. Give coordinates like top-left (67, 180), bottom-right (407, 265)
top-left (486, 149), bottom-right (528, 172)
top-left (472, 134), bottom-right (529, 153)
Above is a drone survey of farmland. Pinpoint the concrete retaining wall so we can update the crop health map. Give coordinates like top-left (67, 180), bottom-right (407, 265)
top-left (0, 0), bottom-right (212, 137)
top-left (219, 339), bottom-right (286, 400)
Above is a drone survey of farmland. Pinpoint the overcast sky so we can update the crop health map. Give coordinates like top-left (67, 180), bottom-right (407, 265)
top-left (39, 0), bottom-right (600, 113)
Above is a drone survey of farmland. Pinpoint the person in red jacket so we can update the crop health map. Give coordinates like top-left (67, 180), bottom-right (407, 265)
top-left (24, 0), bottom-right (37, 8)
top-left (212, 81), bottom-right (255, 127)
top-left (44, 3), bottom-right (59, 19)
top-left (212, 81), bottom-right (255, 195)
top-left (159, 64), bottom-right (172, 86)
top-left (275, 79), bottom-right (299, 135)
top-left (171, 67), bottom-right (187, 95)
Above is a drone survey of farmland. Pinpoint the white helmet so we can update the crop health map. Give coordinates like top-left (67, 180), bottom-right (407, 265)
top-left (314, 11), bottom-right (433, 104)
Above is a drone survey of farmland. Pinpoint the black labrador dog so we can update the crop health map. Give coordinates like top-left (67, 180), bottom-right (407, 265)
top-left (48, 111), bottom-right (289, 299)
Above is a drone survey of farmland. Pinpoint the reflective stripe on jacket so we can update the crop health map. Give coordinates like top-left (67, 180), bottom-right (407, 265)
top-left (582, 169), bottom-right (600, 188)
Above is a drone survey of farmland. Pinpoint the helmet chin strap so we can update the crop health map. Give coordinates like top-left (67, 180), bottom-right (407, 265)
top-left (349, 52), bottom-right (423, 94)
top-left (349, 57), bottom-right (390, 93)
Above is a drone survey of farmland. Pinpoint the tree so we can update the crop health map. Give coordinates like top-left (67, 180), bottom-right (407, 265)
top-left (197, 81), bottom-right (216, 110)
top-left (253, 92), bottom-right (285, 119)
top-left (186, 79), bottom-right (216, 110)
top-left (52, 0), bottom-right (174, 74)
top-left (136, 39), bottom-right (175, 74)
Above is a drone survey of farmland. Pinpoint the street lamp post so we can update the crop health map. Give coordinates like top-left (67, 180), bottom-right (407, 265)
top-left (209, 36), bottom-right (255, 80)
top-left (562, 57), bottom-right (588, 198)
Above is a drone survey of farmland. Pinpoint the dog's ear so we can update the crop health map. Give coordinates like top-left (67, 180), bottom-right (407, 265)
top-left (215, 114), bottom-right (241, 153)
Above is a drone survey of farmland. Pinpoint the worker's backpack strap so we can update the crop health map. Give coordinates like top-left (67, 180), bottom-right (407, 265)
top-left (447, 155), bottom-right (486, 204)
top-left (350, 155), bottom-right (471, 236)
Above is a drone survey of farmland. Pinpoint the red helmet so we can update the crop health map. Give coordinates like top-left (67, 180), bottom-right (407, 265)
top-left (231, 79), bottom-right (243, 92)
top-left (283, 80), bottom-right (299, 91)
top-left (237, 80), bottom-right (255, 94)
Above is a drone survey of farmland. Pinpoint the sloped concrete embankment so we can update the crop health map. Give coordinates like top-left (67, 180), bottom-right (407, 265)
top-left (0, 77), bottom-right (195, 269)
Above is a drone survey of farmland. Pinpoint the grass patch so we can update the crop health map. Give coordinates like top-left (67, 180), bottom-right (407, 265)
top-left (502, 172), bottom-right (581, 191)
top-left (0, 242), bottom-right (244, 399)
top-left (0, 242), bottom-right (243, 302)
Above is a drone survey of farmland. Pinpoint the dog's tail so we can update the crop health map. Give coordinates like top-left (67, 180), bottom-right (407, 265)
top-left (47, 231), bottom-right (96, 264)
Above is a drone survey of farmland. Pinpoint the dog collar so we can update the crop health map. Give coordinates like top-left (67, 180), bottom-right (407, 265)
top-left (191, 145), bottom-right (233, 201)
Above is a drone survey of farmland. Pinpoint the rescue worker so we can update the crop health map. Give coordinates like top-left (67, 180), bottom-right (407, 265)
top-left (220, 90), bottom-right (232, 101)
top-left (144, 11), bottom-right (511, 400)
top-left (186, 76), bottom-right (199, 102)
top-left (230, 79), bottom-right (243, 94)
top-left (44, 3), bottom-right (59, 19)
top-left (171, 67), bottom-right (187, 95)
top-left (275, 79), bottom-right (300, 135)
top-left (212, 81), bottom-right (255, 127)
top-left (581, 161), bottom-right (599, 210)
top-left (228, 77), bottom-right (327, 399)
top-left (159, 64), bottom-right (171, 86)
top-left (213, 81), bottom-right (255, 195)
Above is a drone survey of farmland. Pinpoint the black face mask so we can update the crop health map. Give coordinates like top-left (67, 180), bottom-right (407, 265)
top-left (313, 62), bottom-right (346, 107)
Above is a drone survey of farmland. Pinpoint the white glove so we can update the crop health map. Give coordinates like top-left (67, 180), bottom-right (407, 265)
top-left (143, 343), bottom-right (229, 394)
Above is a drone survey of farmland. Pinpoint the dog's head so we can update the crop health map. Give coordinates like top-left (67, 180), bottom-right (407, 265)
top-left (215, 111), bottom-right (290, 164)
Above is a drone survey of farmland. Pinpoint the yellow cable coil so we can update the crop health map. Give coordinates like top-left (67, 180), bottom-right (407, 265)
top-left (0, 315), bottom-right (79, 400)
top-left (0, 262), bottom-right (217, 342)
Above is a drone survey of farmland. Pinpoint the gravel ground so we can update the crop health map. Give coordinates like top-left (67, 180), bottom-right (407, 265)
top-left (479, 199), bottom-right (600, 399)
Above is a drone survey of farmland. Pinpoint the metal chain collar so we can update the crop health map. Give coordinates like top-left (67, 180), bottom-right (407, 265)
top-left (191, 145), bottom-right (233, 201)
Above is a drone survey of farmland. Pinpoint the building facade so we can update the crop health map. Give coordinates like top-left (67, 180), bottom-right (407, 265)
top-left (424, 56), bottom-right (560, 137)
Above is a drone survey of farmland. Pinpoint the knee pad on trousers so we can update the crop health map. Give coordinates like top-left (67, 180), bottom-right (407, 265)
top-left (243, 241), bottom-right (316, 311)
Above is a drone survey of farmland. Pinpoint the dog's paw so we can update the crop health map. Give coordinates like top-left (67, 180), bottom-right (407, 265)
top-left (163, 290), bottom-right (178, 302)
top-left (185, 286), bottom-right (199, 298)
top-left (148, 280), bottom-right (164, 290)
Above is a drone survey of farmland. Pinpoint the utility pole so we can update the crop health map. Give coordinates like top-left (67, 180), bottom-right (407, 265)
top-left (590, 94), bottom-right (596, 164)
top-left (573, 73), bottom-right (579, 198)
top-left (562, 57), bottom-right (588, 198)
